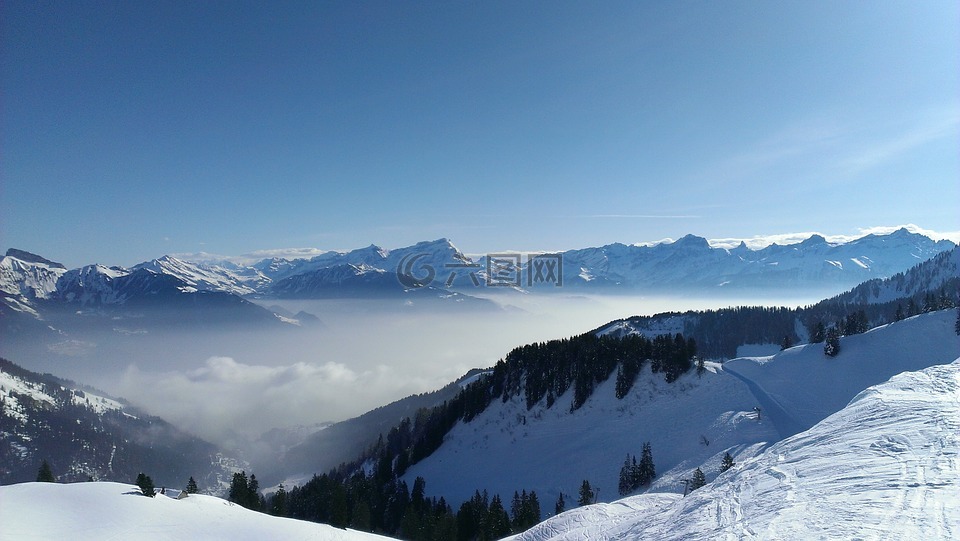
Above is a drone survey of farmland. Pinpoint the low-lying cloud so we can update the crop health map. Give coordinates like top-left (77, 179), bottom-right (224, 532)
top-left (118, 355), bottom-right (443, 448)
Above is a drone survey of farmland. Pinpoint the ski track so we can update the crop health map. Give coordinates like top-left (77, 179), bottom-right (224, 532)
top-left (722, 363), bottom-right (805, 440)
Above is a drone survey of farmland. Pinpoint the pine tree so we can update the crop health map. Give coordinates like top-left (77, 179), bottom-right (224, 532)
top-left (895, 303), bottom-right (905, 322)
top-left (907, 298), bottom-right (918, 317)
top-left (720, 452), bottom-right (735, 473)
top-left (487, 495), bottom-right (512, 539)
top-left (780, 335), bottom-right (793, 350)
top-left (577, 480), bottom-right (594, 506)
top-left (270, 483), bottom-right (287, 516)
top-left (689, 468), bottom-right (706, 492)
top-left (36, 460), bottom-right (55, 483)
top-left (555, 492), bottom-right (566, 515)
top-left (136, 472), bottom-right (155, 497)
top-left (824, 326), bottom-right (841, 357)
top-left (228, 471), bottom-right (249, 506)
top-left (186, 476), bottom-right (199, 494)
top-left (637, 442), bottom-right (656, 486)
top-left (811, 321), bottom-right (826, 343)
top-left (248, 474), bottom-right (261, 511)
top-left (527, 491), bottom-right (541, 526)
top-left (618, 454), bottom-right (633, 496)
top-left (956, 305), bottom-right (960, 336)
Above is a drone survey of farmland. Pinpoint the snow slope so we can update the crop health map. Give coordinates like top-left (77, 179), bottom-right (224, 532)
top-left (0, 481), bottom-right (397, 541)
top-left (403, 310), bottom-right (959, 508)
top-left (509, 359), bottom-right (960, 540)
top-left (723, 310), bottom-right (960, 435)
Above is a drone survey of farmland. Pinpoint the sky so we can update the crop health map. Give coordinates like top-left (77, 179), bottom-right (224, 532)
top-left (2, 1), bottom-right (959, 269)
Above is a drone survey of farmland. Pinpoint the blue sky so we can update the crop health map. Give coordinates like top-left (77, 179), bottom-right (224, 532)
top-left (3, 1), bottom-right (958, 268)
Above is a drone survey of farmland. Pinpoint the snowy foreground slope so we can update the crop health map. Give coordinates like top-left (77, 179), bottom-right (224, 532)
top-left (0, 482), bottom-right (396, 541)
top-left (509, 359), bottom-right (960, 541)
top-left (404, 311), bottom-right (959, 507)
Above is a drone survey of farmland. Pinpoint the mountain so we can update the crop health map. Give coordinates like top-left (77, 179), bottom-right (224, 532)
top-left (0, 358), bottom-right (240, 492)
top-left (508, 358), bottom-right (960, 540)
top-left (399, 310), bottom-right (959, 507)
top-left (550, 227), bottom-right (953, 291)
top-left (0, 249), bottom-right (67, 320)
top-left (0, 249), bottom-right (293, 341)
top-left (0, 481), bottom-right (397, 541)
top-left (827, 244), bottom-right (960, 305)
top-left (133, 255), bottom-right (269, 296)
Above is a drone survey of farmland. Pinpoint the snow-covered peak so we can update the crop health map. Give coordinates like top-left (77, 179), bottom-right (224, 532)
top-left (132, 255), bottom-right (262, 296)
top-left (55, 264), bottom-right (130, 305)
top-left (0, 249), bottom-right (68, 299)
top-left (3, 248), bottom-right (66, 269)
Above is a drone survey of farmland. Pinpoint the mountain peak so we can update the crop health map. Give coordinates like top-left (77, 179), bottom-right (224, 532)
top-left (4, 249), bottom-right (66, 269)
top-left (673, 234), bottom-right (710, 249)
top-left (800, 234), bottom-right (828, 246)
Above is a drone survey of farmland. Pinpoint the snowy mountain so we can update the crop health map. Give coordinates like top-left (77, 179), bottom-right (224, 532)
top-left (508, 358), bottom-right (960, 540)
top-left (0, 358), bottom-right (239, 491)
top-left (400, 310), bottom-right (960, 508)
top-left (550, 227), bottom-right (953, 290)
top-left (0, 481), bottom-right (397, 541)
top-left (0, 249), bottom-right (68, 318)
top-left (133, 255), bottom-right (269, 296)
top-left (827, 244), bottom-right (960, 305)
top-left (0, 251), bottom-right (292, 338)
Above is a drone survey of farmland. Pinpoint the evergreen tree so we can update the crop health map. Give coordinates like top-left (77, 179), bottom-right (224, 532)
top-left (229, 471), bottom-right (249, 506)
top-left (577, 480), bottom-right (594, 506)
top-left (637, 442), bottom-right (656, 486)
top-left (895, 303), bottom-right (905, 322)
top-left (554, 492), bottom-right (566, 515)
top-left (36, 460), bottom-right (55, 483)
top-left (186, 476), bottom-right (199, 494)
top-left (780, 335), bottom-right (793, 350)
top-left (907, 298), bottom-right (918, 317)
top-left (248, 474), bottom-right (261, 511)
top-left (618, 454), bottom-right (633, 496)
top-left (136, 472), bottom-right (155, 497)
top-left (270, 483), bottom-right (287, 516)
top-left (487, 495), bottom-right (512, 539)
top-left (689, 468), bottom-right (706, 492)
top-left (527, 491), bottom-right (541, 527)
top-left (824, 326), bottom-right (841, 357)
top-left (720, 452), bottom-right (735, 473)
top-left (811, 321), bottom-right (826, 343)
top-left (956, 305), bottom-right (960, 336)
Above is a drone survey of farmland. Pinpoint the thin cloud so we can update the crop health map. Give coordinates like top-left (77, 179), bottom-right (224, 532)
top-left (840, 108), bottom-right (960, 174)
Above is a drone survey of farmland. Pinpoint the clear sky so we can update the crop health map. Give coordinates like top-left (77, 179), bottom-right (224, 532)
top-left (2, 1), bottom-right (958, 268)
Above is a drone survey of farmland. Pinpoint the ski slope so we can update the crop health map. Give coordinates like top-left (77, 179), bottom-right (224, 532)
top-left (508, 359), bottom-right (960, 540)
top-left (0, 482), bottom-right (396, 541)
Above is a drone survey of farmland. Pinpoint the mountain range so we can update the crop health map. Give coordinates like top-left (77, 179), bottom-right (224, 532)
top-left (1, 228), bottom-right (953, 329)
